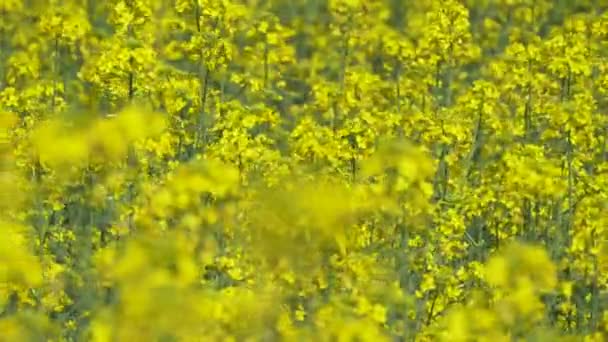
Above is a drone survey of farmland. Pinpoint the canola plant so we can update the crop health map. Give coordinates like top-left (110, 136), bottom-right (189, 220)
top-left (1, 0), bottom-right (608, 341)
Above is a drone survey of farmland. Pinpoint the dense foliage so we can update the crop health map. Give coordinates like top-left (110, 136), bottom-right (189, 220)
top-left (2, 0), bottom-right (608, 340)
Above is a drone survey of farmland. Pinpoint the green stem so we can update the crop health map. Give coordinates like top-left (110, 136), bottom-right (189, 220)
top-left (0, 9), bottom-right (6, 89)
top-left (263, 35), bottom-right (269, 89)
top-left (52, 35), bottom-right (60, 111)
top-left (197, 65), bottom-right (210, 149)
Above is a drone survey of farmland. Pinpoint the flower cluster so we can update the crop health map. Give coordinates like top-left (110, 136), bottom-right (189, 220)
top-left (2, 0), bottom-right (608, 341)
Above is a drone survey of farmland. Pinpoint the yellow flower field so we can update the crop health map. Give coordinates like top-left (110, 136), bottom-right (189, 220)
top-left (1, 0), bottom-right (608, 340)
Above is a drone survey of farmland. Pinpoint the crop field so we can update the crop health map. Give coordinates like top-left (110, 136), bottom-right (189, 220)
top-left (2, 0), bottom-right (608, 341)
